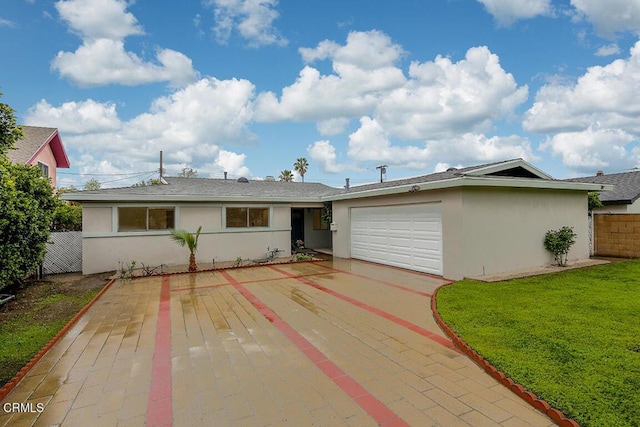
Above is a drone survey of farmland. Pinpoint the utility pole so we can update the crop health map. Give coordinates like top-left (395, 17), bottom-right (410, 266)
top-left (376, 165), bottom-right (388, 183)
top-left (159, 150), bottom-right (163, 180)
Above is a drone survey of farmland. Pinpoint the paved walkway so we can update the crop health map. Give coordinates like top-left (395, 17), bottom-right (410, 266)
top-left (0, 259), bottom-right (554, 426)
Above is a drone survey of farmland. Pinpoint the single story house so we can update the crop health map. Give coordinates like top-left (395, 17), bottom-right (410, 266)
top-left (63, 159), bottom-right (608, 280)
top-left (6, 126), bottom-right (70, 188)
top-left (567, 170), bottom-right (640, 213)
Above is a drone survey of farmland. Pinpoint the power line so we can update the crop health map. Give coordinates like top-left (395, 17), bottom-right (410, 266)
top-left (58, 170), bottom-right (156, 176)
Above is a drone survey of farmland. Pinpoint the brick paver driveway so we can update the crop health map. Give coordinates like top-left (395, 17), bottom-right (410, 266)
top-left (0, 259), bottom-right (553, 426)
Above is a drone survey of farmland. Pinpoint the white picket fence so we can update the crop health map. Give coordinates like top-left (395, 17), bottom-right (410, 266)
top-left (43, 232), bottom-right (82, 274)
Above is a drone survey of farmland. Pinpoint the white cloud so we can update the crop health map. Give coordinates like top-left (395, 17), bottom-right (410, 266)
top-left (206, 0), bottom-right (287, 47)
top-left (595, 43), bottom-right (621, 57)
top-left (25, 99), bottom-right (121, 134)
top-left (316, 118), bottom-right (350, 136)
top-left (53, 0), bottom-right (198, 87)
top-left (377, 46), bottom-right (528, 140)
top-left (571, 0), bottom-right (640, 37)
top-left (55, 0), bottom-right (142, 40)
top-left (476, 0), bottom-right (552, 26)
top-left (24, 77), bottom-right (255, 186)
top-left (540, 126), bottom-right (637, 172)
top-left (52, 39), bottom-right (198, 87)
top-left (0, 18), bottom-right (17, 28)
top-left (307, 140), bottom-right (350, 173)
top-left (524, 41), bottom-right (640, 134)
top-left (254, 30), bottom-right (407, 122)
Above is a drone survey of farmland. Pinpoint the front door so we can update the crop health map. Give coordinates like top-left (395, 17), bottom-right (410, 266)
top-left (291, 208), bottom-right (305, 250)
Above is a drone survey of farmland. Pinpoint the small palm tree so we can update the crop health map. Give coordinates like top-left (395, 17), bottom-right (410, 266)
top-left (293, 157), bottom-right (309, 182)
top-left (170, 226), bottom-right (202, 272)
top-left (279, 169), bottom-right (294, 182)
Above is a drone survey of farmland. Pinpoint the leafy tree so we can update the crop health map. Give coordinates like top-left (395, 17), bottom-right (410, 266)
top-left (170, 226), bottom-right (202, 272)
top-left (0, 160), bottom-right (57, 289)
top-left (279, 169), bottom-right (294, 182)
top-left (177, 167), bottom-right (198, 178)
top-left (131, 178), bottom-right (162, 187)
top-left (293, 157), bottom-right (309, 182)
top-left (588, 192), bottom-right (603, 211)
top-left (51, 199), bottom-right (82, 232)
top-left (544, 226), bottom-right (577, 267)
top-left (83, 178), bottom-right (101, 190)
top-left (0, 92), bottom-right (24, 157)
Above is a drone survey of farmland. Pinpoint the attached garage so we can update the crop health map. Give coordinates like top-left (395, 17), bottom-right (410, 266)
top-left (329, 159), bottom-right (609, 280)
top-left (350, 203), bottom-right (443, 275)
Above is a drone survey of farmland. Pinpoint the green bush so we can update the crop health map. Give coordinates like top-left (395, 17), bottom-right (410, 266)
top-left (544, 226), bottom-right (577, 266)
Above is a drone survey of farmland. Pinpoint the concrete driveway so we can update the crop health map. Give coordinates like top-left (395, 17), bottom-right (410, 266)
top-left (0, 259), bottom-right (553, 426)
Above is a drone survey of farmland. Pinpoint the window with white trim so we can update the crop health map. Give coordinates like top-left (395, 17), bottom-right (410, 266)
top-left (226, 207), bottom-right (269, 228)
top-left (118, 207), bottom-right (175, 231)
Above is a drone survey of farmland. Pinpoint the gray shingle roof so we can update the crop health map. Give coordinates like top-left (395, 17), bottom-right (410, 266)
top-left (67, 177), bottom-right (341, 202)
top-left (6, 126), bottom-right (57, 164)
top-left (337, 159), bottom-right (542, 194)
top-left (566, 171), bottom-right (640, 204)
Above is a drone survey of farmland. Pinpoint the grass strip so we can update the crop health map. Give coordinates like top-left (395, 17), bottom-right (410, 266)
top-left (436, 260), bottom-right (640, 427)
top-left (0, 289), bottom-right (100, 385)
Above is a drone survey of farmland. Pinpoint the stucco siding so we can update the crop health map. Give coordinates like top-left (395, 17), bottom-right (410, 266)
top-left (332, 187), bottom-right (589, 280)
top-left (80, 202), bottom-right (292, 274)
top-left (83, 207), bottom-right (113, 233)
top-left (180, 206), bottom-right (222, 230)
top-left (331, 189), bottom-right (463, 278)
top-left (459, 187), bottom-right (589, 278)
top-left (303, 208), bottom-right (332, 249)
top-left (593, 199), bottom-right (640, 213)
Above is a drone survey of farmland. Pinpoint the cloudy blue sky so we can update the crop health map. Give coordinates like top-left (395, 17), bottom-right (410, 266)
top-left (2, 0), bottom-right (640, 188)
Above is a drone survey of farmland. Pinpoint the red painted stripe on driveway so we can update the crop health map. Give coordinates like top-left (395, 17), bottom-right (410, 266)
top-left (313, 262), bottom-right (434, 297)
top-left (268, 265), bottom-right (460, 353)
top-left (219, 270), bottom-right (408, 427)
top-left (146, 275), bottom-right (173, 427)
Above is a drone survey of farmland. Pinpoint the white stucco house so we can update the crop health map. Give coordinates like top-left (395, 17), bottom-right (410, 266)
top-left (62, 159), bottom-right (608, 280)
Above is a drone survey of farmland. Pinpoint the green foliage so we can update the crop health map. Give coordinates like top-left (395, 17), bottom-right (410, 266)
top-left (170, 226), bottom-right (202, 255)
top-left (321, 201), bottom-right (332, 225)
top-left (51, 200), bottom-right (82, 231)
top-left (279, 169), bottom-right (294, 182)
top-left (177, 167), bottom-right (198, 178)
top-left (0, 92), bottom-right (24, 157)
top-left (0, 158), bottom-right (57, 290)
top-left (233, 256), bottom-right (244, 268)
top-left (118, 260), bottom-right (137, 281)
top-left (294, 253), bottom-right (314, 261)
top-left (83, 178), bottom-right (101, 190)
top-left (131, 178), bottom-right (163, 187)
top-left (588, 192), bottom-right (603, 211)
top-left (437, 260), bottom-right (640, 427)
top-left (293, 157), bottom-right (309, 182)
top-left (544, 226), bottom-right (577, 266)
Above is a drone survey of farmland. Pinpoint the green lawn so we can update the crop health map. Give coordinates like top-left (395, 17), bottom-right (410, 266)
top-left (436, 260), bottom-right (640, 427)
top-left (0, 287), bottom-right (101, 386)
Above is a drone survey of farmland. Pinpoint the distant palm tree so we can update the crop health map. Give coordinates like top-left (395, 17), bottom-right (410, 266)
top-left (170, 226), bottom-right (202, 272)
top-left (279, 170), bottom-right (294, 182)
top-left (293, 157), bottom-right (309, 182)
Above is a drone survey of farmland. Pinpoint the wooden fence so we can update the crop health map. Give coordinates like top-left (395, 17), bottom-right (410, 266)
top-left (43, 231), bottom-right (82, 274)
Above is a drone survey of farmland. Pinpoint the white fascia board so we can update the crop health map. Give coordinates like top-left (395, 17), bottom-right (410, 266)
top-left (61, 193), bottom-right (325, 203)
top-left (322, 176), bottom-right (613, 201)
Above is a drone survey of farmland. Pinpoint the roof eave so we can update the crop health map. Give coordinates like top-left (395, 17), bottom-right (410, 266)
top-left (323, 176), bottom-right (612, 201)
top-left (27, 129), bottom-right (71, 168)
top-left (60, 193), bottom-right (328, 203)
top-left (464, 158), bottom-right (554, 179)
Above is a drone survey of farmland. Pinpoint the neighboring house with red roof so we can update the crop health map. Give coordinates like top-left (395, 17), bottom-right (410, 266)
top-left (6, 126), bottom-right (70, 188)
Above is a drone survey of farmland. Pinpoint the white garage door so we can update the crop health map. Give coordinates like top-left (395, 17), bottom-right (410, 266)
top-left (350, 203), bottom-right (443, 275)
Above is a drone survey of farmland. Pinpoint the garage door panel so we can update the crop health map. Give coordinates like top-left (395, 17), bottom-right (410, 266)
top-left (350, 203), bottom-right (443, 276)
